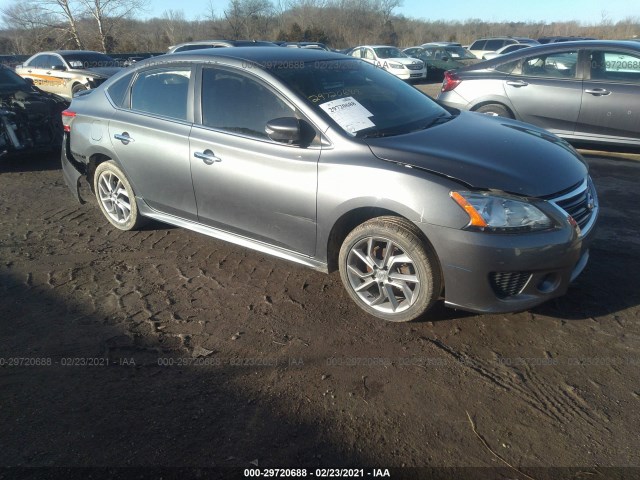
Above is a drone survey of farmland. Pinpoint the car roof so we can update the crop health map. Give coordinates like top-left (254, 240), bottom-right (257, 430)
top-left (36, 50), bottom-right (108, 55)
top-left (157, 46), bottom-right (345, 64)
top-left (355, 45), bottom-right (400, 49)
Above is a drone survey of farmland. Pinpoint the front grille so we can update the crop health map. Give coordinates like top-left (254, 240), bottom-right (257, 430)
top-left (409, 73), bottom-right (423, 77)
top-left (490, 272), bottom-right (532, 298)
top-left (550, 177), bottom-right (598, 234)
top-left (407, 63), bottom-right (423, 70)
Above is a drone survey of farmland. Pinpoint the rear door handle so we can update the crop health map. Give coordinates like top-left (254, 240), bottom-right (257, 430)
top-left (584, 88), bottom-right (611, 96)
top-left (113, 132), bottom-right (134, 144)
top-left (506, 80), bottom-right (529, 87)
top-left (194, 150), bottom-right (222, 165)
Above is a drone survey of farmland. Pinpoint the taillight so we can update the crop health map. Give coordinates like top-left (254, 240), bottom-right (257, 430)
top-left (61, 110), bottom-right (76, 133)
top-left (441, 71), bottom-right (461, 93)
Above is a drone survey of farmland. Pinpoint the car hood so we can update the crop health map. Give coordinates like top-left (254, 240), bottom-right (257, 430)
top-left (77, 66), bottom-right (121, 78)
top-left (365, 111), bottom-right (588, 198)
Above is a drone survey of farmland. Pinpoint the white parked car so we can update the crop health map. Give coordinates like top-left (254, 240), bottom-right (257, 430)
top-left (482, 43), bottom-right (533, 60)
top-left (349, 45), bottom-right (426, 81)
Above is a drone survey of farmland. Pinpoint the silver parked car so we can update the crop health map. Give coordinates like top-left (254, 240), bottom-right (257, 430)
top-left (61, 48), bottom-right (598, 322)
top-left (438, 40), bottom-right (640, 149)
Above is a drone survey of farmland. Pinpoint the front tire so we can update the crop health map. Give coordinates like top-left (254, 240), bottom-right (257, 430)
top-left (93, 161), bottom-right (144, 231)
top-left (338, 216), bottom-right (442, 322)
top-left (71, 83), bottom-right (88, 96)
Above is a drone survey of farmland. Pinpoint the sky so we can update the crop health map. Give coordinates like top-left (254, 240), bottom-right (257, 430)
top-left (0, 0), bottom-right (635, 24)
top-left (134, 0), bottom-right (638, 24)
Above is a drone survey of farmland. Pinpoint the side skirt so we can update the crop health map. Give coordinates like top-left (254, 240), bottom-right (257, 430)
top-left (137, 197), bottom-right (329, 273)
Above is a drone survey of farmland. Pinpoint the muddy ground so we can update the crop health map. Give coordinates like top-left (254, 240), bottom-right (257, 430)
top-left (1, 127), bottom-right (640, 478)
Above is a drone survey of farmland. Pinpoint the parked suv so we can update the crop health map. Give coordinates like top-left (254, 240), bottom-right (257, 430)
top-left (467, 37), bottom-right (539, 59)
top-left (61, 48), bottom-right (597, 322)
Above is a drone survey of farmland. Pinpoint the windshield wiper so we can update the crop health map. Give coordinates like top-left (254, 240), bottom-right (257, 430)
top-left (411, 114), bottom-right (454, 132)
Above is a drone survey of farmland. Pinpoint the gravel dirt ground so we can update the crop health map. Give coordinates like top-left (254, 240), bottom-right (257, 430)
top-left (1, 87), bottom-right (640, 479)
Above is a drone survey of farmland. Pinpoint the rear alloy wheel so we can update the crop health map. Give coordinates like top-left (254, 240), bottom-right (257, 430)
top-left (339, 217), bottom-right (442, 322)
top-left (93, 161), bottom-right (144, 231)
top-left (475, 103), bottom-right (513, 118)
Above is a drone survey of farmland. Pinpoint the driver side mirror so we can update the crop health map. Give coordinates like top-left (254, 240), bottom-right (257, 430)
top-left (265, 117), bottom-right (315, 146)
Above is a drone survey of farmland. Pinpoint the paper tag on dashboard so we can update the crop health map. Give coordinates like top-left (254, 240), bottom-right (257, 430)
top-left (319, 96), bottom-right (375, 133)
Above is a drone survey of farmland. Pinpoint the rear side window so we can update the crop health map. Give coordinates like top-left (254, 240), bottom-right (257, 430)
top-left (131, 68), bottom-right (191, 120)
top-left (591, 51), bottom-right (640, 82)
top-left (107, 73), bottom-right (134, 108)
top-left (485, 39), bottom-right (506, 50)
top-left (470, 40), bottom-right (486, 50)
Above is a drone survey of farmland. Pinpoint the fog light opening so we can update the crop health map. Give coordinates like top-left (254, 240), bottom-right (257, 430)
top-left (537, 273), bottom-right (560, 294)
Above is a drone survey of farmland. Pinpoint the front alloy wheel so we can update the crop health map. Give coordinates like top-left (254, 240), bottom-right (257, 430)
top-left (339, 217), bottom-right (442, 322)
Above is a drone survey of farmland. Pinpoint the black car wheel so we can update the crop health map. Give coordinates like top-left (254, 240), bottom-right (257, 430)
top-left (72, 83), bottom-right (88, 96)
top-left (339, 216), bottom-right (442, 322)
top-left (475, 103), bottom-right (513, 118)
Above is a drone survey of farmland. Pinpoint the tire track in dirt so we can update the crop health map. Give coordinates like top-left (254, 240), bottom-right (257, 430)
top-left (424, 337), bottom-right (613, 437)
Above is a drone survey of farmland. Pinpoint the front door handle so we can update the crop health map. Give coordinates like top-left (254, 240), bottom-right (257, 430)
top-left (194, 149), bottom-right (222, 165)
top-left (114, 132), bottom-right (134, 145)
top-left (584, 88), bottom-right (611, 96)
top-left (506, 80), bottom-right (529, 87)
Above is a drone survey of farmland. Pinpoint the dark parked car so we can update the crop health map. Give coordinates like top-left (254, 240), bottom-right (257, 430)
top-left (61, 48), bottom-right (597, 322)
top-left (403, 45), bottom-right (479, 79)
top-left (538, 36), bottom-right (596, 44)
top-left (0, 64), bottom-right (68, 157)
top-left (438, 40), bottom-right (640, 149)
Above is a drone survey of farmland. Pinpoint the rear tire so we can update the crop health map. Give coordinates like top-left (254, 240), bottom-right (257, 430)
top-left (475, 103), bottom-right (513, 118)
top-left (338, 216), bottom-right (442, 322)
top-left (93, 161), bottom-right (144, 231)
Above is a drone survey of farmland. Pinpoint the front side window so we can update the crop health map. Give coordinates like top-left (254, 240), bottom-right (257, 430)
top-left (590, 50), bottom-right (640, 82)
top-left (519, 51), bottom-right (578, 78)
top-left (131, 68), bottom-right (191, 120)
top-left (201, 67), bottom-right (294, 139)
top-left (28, 55), bottom-right (49, 69)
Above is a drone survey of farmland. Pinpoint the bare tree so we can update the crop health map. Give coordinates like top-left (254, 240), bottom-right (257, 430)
top-left (1, 0), bottom-right (84, 49)
top-left (76, 0), bottom-right (150, 52)
top-left (224, 0), bottom-right (274, 39)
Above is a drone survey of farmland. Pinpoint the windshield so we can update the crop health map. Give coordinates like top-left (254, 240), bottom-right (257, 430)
top-left (269, 58), bottom-right (449, 137)
top-left (444, 47), bottom-right (476, 59)
top-left (374, 47), bottom-right (406, 59)
top-left (0, 66), bottom-right (29, 91)
top-left (61, 52), bottom-right (118, 69)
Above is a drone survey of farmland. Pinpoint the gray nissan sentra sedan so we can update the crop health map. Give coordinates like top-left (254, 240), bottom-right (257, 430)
top-left (61, 48), bottom-right (598, 322)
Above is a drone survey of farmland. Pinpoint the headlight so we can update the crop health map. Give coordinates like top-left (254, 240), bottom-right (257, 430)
top-left (389, 63), bottom-right (404, 69)
top-left (451, 191), bottom-right (553, 233)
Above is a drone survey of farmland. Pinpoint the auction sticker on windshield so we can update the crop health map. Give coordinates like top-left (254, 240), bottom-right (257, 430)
top-left (319, 96), bottom-right (374, 133)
